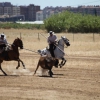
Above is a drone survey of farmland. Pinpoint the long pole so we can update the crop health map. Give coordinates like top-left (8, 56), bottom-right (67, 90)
top-left (23, 48), bottom-right (38, 54)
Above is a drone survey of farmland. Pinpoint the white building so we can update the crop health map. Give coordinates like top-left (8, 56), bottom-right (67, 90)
top-left (36, 11), bottom-right (43, 21)
top-left (36, 10), bottom-right (55, 21)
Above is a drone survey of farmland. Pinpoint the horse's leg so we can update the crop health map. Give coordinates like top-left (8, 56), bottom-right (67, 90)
top-left (59, 60), bottom-right (63, 68)
top-left (16, 59), bottom-right (25, 69)
top-left (47, 65), bottom-right (53, 77)
top-left (51, 70), bottom-right (53, 75)
top-left (45, 61), bottom-right (53, 77)
top-left (16, 60), bottom-right (20, 69)
top-left (48, 70), bottom-right (53, 75)
top-left (59, 58), bottom-right (66, 68)
top-left (0, 64), bottom-right (7, 76)
top-left (48, 69), bottom-right (53, 77)
top-left (19, 59), bottom-right (25, 69)
top-left (62, 59), bottom-right (67, 66)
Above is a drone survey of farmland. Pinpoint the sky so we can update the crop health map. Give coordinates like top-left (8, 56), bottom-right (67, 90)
top-left (0, 0), bottom-right (100, 9)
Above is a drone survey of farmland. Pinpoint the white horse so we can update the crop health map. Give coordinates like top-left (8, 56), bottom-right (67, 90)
top-left (38, 36), bottom-right (70, 67)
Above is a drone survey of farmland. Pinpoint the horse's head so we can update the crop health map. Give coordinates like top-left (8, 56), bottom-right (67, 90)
top-left (13, 38), bottom-right (23, 49)
top-left (61, 36), bottom-right (70, 47)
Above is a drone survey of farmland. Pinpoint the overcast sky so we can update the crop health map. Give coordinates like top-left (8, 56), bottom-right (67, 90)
top-left (0, 0), bottom-right (100, 9)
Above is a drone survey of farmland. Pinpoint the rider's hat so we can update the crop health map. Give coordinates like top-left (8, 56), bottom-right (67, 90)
top-left (49, 31), bottom-right (54, 34)
top-left (1, 33), bottom-right (5, 38)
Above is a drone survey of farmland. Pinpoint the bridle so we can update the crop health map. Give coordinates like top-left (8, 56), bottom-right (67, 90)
top-left (62, 37), bottom-right (69, 48)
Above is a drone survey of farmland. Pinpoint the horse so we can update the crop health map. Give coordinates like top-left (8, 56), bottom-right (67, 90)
top-left (34, 56), bottom-right (58, 77)
top-left (0, 38), bottom-right (25, 76)
top-left (38, 36), bottom-right (70, 68)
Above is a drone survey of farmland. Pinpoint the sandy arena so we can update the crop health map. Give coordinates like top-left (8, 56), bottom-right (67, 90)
top-left (0, 53), bottom-right (100, 100)
top-left (0, 29), bottom-right (100, 100)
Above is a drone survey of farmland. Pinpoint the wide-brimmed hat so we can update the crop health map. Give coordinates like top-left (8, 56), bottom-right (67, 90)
top-left (48, 31), bottom-right (54, 34)
top-left (1, 33), bottom-right (5, 37)
top-left (0, 33), bottom-right (6, 39)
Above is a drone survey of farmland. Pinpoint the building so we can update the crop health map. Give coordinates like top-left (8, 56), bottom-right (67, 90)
top-left (65, 5), bottom-right (100, 16)
top-left (12, 6), bottom-right (20, 16)
top-left (27, 4), bottom-right (40, 21)
top-left (0, 2), bottom-right (12, 16)
top-left (0, 2), bottom-right (100, 22)
top-left (36, 11), bottom-right (43, 21)
top-left (0, 7), bottom-right (3, 15)
top-left (0, 2), bottom-right (40, 21)
top-left (20, 6), bottom-right (28, 20)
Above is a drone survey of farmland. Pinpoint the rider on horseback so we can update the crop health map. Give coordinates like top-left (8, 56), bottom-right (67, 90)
top-left (47, 31), bottom-right (59, 67)
top-left (47, 31), bottom-right (57, 58)
top-left (0, 33), bottom-right (8, 53)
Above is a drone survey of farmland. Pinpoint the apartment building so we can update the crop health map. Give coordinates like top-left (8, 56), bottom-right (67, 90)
top-left (27, 4), bottom-right (40, 21)
top-left (20, 4), bottom-right (40, 21)
top-left (69, 6), bottom-right (100, 16)
top-left (0, 7), bottom-right (3, 15)
top-left (12, 6), bottom-right (20, 16)
top-left (36, 5), bottom-right (100, 21)
top-left (0, 2), bottom-right (100, 21)
top-left (0, 2), bottom-right (40, 21)
top-left (0, 2), bottom-right (12, 16)
top-left (20, 6), bottom-right (28, 21)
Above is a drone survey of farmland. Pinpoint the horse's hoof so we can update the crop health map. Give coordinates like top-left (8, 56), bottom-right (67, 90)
top-left (60, 66), bottom-right (62, 68)
top-left (59, 64), bottom-right (62, 68)
top-left (55, 65), bottom-right (58, 68)
top-left (5, 74), bottom-right (7, 76)
top-left (50, 75), bottom-right (52, 77)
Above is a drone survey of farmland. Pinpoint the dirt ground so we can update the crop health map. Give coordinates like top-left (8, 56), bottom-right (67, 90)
top-left (0, 53), bottom-right (100, 100)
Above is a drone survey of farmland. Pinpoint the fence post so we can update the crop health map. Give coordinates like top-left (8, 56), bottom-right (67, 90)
top-left (73, 33), bottom-right (74, 42)
top-left (38, 33), bottom-right (40, 40)
top-left (93, 33), bottom-right (95, 42)
top-left (20, 32), bottom-right (22, 39)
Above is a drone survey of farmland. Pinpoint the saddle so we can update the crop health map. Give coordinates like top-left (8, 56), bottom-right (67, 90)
top-left (0, 44), bottom-right (12, 53)
top-left (5, 44), bottom-right (13, 51)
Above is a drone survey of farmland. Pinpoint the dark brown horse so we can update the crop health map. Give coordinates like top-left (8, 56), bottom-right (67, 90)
top-left (0, 38), bottom-right (25, 76)
top-left (34, 56), bottom-right (58, 77)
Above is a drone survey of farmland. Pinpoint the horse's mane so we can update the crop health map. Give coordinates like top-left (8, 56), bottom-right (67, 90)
top-left (13, 38), bottom-right (20, 43)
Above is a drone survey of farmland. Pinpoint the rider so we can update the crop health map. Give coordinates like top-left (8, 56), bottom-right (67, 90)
top-left (47, 31), bottom-right (57, 58)
top-left (0, 33), bottom-right (8, 53)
